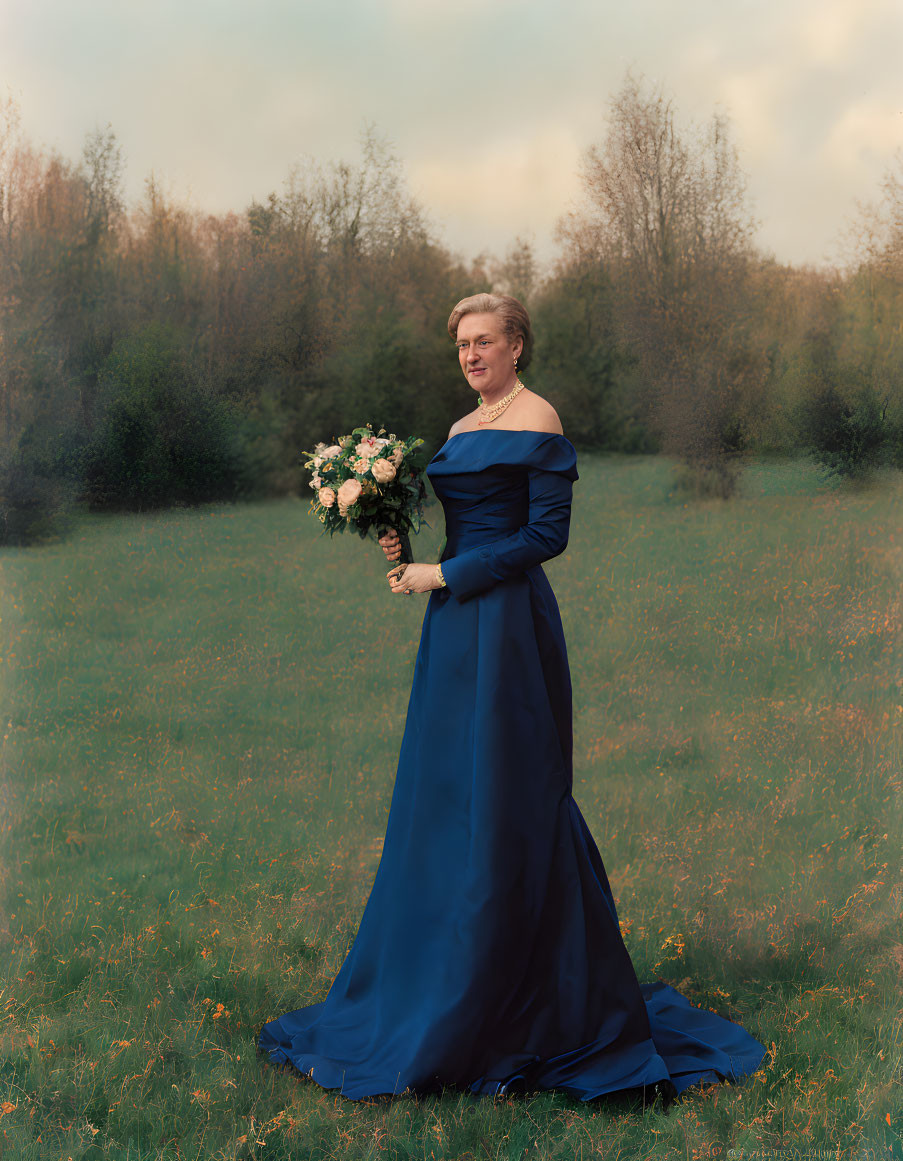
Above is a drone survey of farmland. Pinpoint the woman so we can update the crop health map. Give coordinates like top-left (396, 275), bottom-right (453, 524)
top-left (257, 293), bottom-right (766, 1105)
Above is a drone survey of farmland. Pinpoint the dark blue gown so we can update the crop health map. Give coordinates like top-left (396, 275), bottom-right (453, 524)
top-left (257, 429), bottom-right (767, 1103)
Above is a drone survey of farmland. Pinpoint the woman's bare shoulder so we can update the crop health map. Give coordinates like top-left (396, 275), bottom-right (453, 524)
top-left (516, 390), bottom-right (564, 435)
top-left (447, 391), bottom-right (563, 438)
top-left (448, 408), bottom-right (481, 439)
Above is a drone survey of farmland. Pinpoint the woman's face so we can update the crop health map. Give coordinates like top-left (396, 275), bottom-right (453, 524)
top-left (455, 312), bottom-right (523, 398)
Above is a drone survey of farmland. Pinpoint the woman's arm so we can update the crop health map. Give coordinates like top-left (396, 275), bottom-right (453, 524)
top-left (438, 466), bottom-right (573, 602)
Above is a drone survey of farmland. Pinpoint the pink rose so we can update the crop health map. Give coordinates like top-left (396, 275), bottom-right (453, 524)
top-left (352, 456), bottom-right (371, 475)
top-left (371, 457), bottom-right (397, 484)
top-left (318, 486), bottom-right (336, 508)
top-left (355, 436), bottom-right (389, 459)
top-left (337, 478), bottom-right (363, 514)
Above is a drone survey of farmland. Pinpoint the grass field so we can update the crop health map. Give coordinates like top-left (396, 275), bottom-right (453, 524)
top-left (1, 454), bottom-right (901, 1160)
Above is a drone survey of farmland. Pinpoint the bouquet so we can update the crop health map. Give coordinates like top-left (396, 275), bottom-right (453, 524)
top-left (301, 424), bottom-right (429, 564)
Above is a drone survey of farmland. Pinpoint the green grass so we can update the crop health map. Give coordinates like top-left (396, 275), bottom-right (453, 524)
top-left (1, 455), bottom-right (901, 1160)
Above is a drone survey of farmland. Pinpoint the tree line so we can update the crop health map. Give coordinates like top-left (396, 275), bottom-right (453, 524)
top-left (1, 73), bottom-right (901, 544)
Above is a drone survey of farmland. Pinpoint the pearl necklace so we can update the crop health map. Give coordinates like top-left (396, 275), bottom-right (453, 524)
top-left (478, 379), bottom-right (525, 425)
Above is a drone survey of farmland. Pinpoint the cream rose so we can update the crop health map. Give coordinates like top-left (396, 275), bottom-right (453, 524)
top-left (352, 456), bottom-right (371, 475)
top-left (371, 457), bottom-right (397, 484)
top-left (320, 444), bottom-right (342, 459)
top-left (318, 486), bottom-right (336, 508)
top-left (337, 478), bottom-right (363, 513)
top-left (390, 446), bottom-right (404, 468)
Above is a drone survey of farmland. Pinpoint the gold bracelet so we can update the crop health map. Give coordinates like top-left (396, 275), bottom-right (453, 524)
top-left (436, 563), bottom-right (446, 588)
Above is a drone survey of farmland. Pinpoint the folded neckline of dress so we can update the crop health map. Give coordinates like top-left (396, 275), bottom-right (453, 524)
top-left (439, 429), bottom-right (576, 452)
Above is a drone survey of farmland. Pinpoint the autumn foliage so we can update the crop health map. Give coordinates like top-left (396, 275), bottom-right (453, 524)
top-left (1, 79), bottom-right (902, 542)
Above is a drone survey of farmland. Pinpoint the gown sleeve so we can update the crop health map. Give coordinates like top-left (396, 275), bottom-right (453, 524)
top-left (438, 439), bottom-right (577, 602)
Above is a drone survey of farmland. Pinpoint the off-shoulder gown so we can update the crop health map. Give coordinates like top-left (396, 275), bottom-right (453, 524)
top-left (257, 430), bottom-right (766, 1103)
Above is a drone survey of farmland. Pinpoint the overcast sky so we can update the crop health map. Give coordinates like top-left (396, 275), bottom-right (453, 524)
top-left (1, 0), bottom-right (901, 271)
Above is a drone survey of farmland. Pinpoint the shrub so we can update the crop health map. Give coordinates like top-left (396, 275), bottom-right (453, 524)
top-left (798, 382), bottom-right (889, 482)
top-left (884, 407), bottom-right (903, 472)
top-left (669, 455), bottom-right (742, 501)
top-left (0, 441), bottom-right (74, 547)
top-left (81, 326), bottom-right (250, 511)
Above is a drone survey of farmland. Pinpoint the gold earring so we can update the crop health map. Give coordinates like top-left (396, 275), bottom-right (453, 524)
top-left (514, 355), bottom-right (519, 369)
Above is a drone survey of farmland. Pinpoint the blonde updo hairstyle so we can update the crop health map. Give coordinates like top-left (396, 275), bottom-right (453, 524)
top-left (447, 293), bottom-right (534, 374)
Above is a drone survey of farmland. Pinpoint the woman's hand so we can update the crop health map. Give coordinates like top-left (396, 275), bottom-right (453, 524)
top-left (378, 528), bottom-right (402, 562)
top-left (386, 563), bottom-right (440, 595)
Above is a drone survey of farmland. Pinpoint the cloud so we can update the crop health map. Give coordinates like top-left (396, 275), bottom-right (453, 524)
top-left (791, 0), bottom-right (896, 68)
top-left (0, 0), bottom-right (900, 268)
top-left (409, 124), bottom-right (583, 258)
top-left (820, 97), bottom-right (903, 171)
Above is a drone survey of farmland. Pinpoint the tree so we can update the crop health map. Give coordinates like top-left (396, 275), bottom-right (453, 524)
top-left (558, 71), bottom-right (766, 496)
top-left (490, 236), bottom-right (537, 305)
top-left (837, 150), bottom-right (903, 464)
top-left (82, 123), bottom-right (124, 244)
